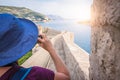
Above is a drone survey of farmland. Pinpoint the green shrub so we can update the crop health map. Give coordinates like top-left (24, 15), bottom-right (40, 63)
top-left (18, 51), bottom-right (32, 65)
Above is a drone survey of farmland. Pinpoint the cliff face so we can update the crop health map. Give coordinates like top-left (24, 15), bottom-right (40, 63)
top-left (90, 0), bottom-right (120, 80)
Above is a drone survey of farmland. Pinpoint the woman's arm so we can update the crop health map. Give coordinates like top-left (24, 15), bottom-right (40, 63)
top-left (38, 34), bottom-right (70, 80)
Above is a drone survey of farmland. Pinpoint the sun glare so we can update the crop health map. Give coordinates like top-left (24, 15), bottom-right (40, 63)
top-left (79, 10), bottom-right (91, 21)
top-left (74, 6), bottom-right (91, 21)
top-left (60, 5), bottom-right (91, 21)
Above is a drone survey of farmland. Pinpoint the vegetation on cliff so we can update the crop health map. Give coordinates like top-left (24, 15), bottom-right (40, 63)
top-left (0, 6), bottom-right (48, 22)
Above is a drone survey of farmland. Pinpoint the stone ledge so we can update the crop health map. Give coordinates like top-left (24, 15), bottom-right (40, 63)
top-left (47, 32), bottom-right (90, 80)
top-left (22, 31), bottom-right (90, 80)
top-left (22, 48), bottom-right (50, 68)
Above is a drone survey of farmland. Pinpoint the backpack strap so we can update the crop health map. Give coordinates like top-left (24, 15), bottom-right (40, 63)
top-left (10, 67), bottom-right (32, 80)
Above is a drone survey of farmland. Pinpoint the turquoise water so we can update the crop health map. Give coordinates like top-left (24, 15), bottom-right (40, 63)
top-left (39, 20), bottom-right (91, 53)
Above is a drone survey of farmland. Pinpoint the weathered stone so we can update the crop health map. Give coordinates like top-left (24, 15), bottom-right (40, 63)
top-left (23, 27), bottom-right (90, 80)
top-left (90, 0), bottom-right (120, 80)
top-left (47, 32), bottom-right (90, 80)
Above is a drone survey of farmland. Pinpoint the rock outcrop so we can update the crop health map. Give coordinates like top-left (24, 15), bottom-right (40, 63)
top-left (90, 0), bottom-right (120, 80)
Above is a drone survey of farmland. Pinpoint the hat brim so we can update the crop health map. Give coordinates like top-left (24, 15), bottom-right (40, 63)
top-left (0, 18), bottom-right (38, 66)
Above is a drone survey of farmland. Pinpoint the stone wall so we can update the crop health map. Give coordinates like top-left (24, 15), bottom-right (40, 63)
top-left (22, 32), bottom-right (90, 80)
top-left (90, 0), bottom-right (120, 80)
top-left (47, 32), bottom-right (90, 80)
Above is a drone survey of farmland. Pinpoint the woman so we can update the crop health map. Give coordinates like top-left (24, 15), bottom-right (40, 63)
top-left (0, 13), bottom-right (70, 80)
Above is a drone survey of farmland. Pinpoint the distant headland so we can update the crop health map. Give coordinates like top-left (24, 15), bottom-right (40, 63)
top-left (0, 6), bottom-right (49, 22)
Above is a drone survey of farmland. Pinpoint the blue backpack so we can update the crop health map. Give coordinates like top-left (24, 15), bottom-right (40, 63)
top-left (10, 67), bottom-right (32, 80)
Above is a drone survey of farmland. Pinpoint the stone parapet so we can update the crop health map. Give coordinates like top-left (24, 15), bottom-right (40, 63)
top-left (22, 31), bottom-right (90, 80)
top-left (47, 32), bottom-right (90, 80)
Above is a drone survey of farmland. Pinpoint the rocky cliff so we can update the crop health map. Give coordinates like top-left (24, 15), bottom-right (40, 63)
top-left (90, 0), bottom-right (120, 80)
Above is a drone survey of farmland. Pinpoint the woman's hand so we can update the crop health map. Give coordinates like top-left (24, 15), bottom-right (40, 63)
top-left (38, 34), bottom-right (70, 80)
top-left (37, 34), bottom-right (54, 52)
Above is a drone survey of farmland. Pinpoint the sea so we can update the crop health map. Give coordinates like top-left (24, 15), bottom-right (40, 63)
top-left (39, 20), bottom-right (91, 53)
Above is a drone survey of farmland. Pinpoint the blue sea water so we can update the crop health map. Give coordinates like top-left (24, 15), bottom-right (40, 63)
top-left (39, 20), bottom-right (91, 53)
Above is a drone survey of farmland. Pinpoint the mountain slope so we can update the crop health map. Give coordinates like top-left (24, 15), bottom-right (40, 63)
top-left (0, 6), bottom-right (48, 22)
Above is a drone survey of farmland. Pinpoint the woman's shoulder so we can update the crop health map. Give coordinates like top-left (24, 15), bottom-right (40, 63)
top-left (25, 66), bottom-right (55, 80)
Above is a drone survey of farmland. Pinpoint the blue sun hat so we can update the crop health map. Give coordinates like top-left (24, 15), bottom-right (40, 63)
top-left (0, 13), bottom-right (38, 66)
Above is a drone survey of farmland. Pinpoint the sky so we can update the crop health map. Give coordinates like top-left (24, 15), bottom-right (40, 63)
top-left (0, 0), bottom-right (93, 20)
